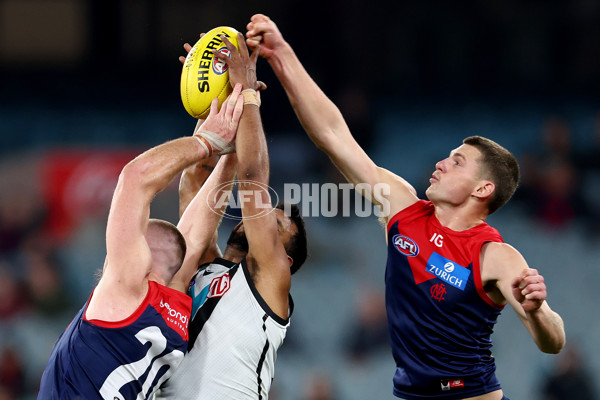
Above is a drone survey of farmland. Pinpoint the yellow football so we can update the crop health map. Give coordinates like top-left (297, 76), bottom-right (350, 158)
top-left (180, 26), bottom-right (239, 119)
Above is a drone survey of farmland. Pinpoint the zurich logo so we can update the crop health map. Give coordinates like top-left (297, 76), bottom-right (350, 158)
top-left (392, 234), bottom-right (419, 257)
top-left (443, 262), bottom-right (455, 273)
top-left (426, 252), bottom-right (470, 291)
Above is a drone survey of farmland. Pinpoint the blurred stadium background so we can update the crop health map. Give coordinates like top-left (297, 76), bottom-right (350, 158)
top-left (1, 1), bottom-right (599, 399)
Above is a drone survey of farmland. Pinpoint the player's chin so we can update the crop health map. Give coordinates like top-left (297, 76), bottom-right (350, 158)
top-left (424, 186), bottom-right (435, 200)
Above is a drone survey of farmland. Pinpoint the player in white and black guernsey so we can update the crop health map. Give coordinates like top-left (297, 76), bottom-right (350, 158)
top-left (158, 254), bottom-right (296, 399)
top-left (157, 32), bottom-right (308, 400)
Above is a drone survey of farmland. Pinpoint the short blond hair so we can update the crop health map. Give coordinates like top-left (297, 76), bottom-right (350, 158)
top-left (148, 218), bottom-right (187, 273)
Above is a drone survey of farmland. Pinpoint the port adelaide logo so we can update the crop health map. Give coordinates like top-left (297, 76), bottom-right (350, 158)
top-left (392, 235), bottom-right (419, 257)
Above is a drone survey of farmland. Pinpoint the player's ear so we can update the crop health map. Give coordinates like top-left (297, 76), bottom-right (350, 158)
top-left (473, 180), bottom-right (494, 200)
top-left (287, 255), bottom-right (293, 268)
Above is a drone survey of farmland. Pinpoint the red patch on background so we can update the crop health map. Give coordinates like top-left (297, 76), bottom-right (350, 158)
top-left (40, 149), bottom-right (139, 239)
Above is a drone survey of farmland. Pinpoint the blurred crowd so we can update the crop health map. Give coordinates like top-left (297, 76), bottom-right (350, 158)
top-left (0, 159), bottom-right (78, 399)
top-left (515, 112), bottom-right (600, 235)
top-left (539, 343), bottom-right (598, 400)
top-left (2, 1), bottom-right (600, 398)
top-left (1, 109), bottom-right (600, 399)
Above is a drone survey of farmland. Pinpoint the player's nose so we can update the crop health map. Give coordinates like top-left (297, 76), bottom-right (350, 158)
top-left (435, 159), bottom-right (446, 172)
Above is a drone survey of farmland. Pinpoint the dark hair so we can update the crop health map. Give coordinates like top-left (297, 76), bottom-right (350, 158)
top-left (463, 136), bottom-right (520, 214)
top-left (275, 203), bottom-right (307, 275)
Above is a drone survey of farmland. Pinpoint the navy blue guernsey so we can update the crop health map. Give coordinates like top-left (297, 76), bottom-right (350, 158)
top-left (385, 200), bottom-right (505, 399)
top-left (38, 281), bottom-right (191, 400)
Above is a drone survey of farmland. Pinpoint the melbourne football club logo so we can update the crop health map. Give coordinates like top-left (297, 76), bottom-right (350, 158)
top-left (430, 283), bottom-right (447, 302)
top-left (212, 47), bottom-right (231, 75)
top-left (392, 234), bottom-right (419, 257)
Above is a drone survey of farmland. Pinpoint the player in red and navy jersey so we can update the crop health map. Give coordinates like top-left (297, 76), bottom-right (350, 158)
top-left (247, 15), bottom-right (566, 400)
top-left (37, 85), bottom-right (245, 400)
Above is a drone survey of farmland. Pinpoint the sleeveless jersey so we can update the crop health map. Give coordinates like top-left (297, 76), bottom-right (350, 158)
top-left (38, 280), bottom-right (191, 400)
top-left (386, 200), bottom-right (505, 399)
top-left (156, 258), bottom-right (292, 400)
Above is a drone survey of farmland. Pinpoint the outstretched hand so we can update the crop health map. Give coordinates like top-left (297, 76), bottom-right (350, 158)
top-left (179, 32), bottom-right (266, 94)
top-left (179, 33), bottom-right (205, 65)
top-left (246, 14), bottom-right (287, 60)
top-left (215, 32), bottom-right (267, 92)
top-left (196, 83), bottom-right (244, 155)
top-left (511, 268), bottom-right (547, 313)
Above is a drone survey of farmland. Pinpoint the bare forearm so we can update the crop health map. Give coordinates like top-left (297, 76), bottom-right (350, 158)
top-left (127, 137), bottom-right (208, 197)
top-left (236, 105), bottom-right (268, 182)
top-left (202, 154), bottom-right (237, 218)
top-left (173, 155), bottom-right (237, 289)
top-left (179, 155), bottom-right (220, 217)
top-left (526, 305), bottom-right (566, 354)
top-left (179, 155), bottom-right (237, 239)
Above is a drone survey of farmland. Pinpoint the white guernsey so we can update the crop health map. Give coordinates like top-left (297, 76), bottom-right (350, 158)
top-left (156, 258), bottom-right (292, 400)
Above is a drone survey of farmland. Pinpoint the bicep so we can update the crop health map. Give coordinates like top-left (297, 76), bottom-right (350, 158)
top-left (240, 182), bottom-right (289, 274)
top-left (482, 242), bottom-right (529, 319)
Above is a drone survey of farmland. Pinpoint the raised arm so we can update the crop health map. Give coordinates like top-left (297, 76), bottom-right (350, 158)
top-left (170, 153), bottom-right (237, 292)
top-left (178, 118), bottom-right (221, 217)
top-left (246, 14), bottom-right (418, 220)
top-left (88, 135), bottom-right (216, 322)
top-left (481, 242), bottom-right (566, 354)
top-left (217, 33), bottom-right (292, 318)
top-left (177, 43), bottom-right (222, 216)
top-left (169, 82), bottom-right (245, 291)
top-left (177, 120), bottom-right (225, 275)
top-left (94, 86), bottom-right (244, 317)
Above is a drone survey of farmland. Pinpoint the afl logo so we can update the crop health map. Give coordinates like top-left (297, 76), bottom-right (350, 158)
top-left (212, 47), bottom-right (231, 75)
top-left (392, 234), bottom-right (419, 257)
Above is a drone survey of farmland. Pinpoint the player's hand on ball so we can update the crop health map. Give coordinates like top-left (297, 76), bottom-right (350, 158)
top-left (180, 35), bottom-right (208, 136)
top-left (246, 14), bottom-right (286, 60)
top-left (179, 33), bottom-right (206, 65)
top-left (511, 268), bottom-right (547, 313)
top-left (196, 83), bottom-right (244, 155)
top-left (215, 32), bottom-right (266, 92)
top-left (180, 27), bottom-right (240, 119)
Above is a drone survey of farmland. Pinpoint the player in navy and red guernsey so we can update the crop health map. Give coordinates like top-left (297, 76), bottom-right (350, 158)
top-left (37, 84), bottom-right (245, 400)
top-left (247, 15), bottom-right (566, 400)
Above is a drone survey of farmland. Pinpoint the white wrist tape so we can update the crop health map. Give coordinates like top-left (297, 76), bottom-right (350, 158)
top-left (242, 88), bottom-right (260, 107)
top-left (193, 135), bottom-right (212, 156)
top-left (196, 130), bottom-right (235, 155)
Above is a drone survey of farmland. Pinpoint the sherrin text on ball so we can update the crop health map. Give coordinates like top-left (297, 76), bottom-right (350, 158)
top-left (181, 26), bottom-right (239, 119)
